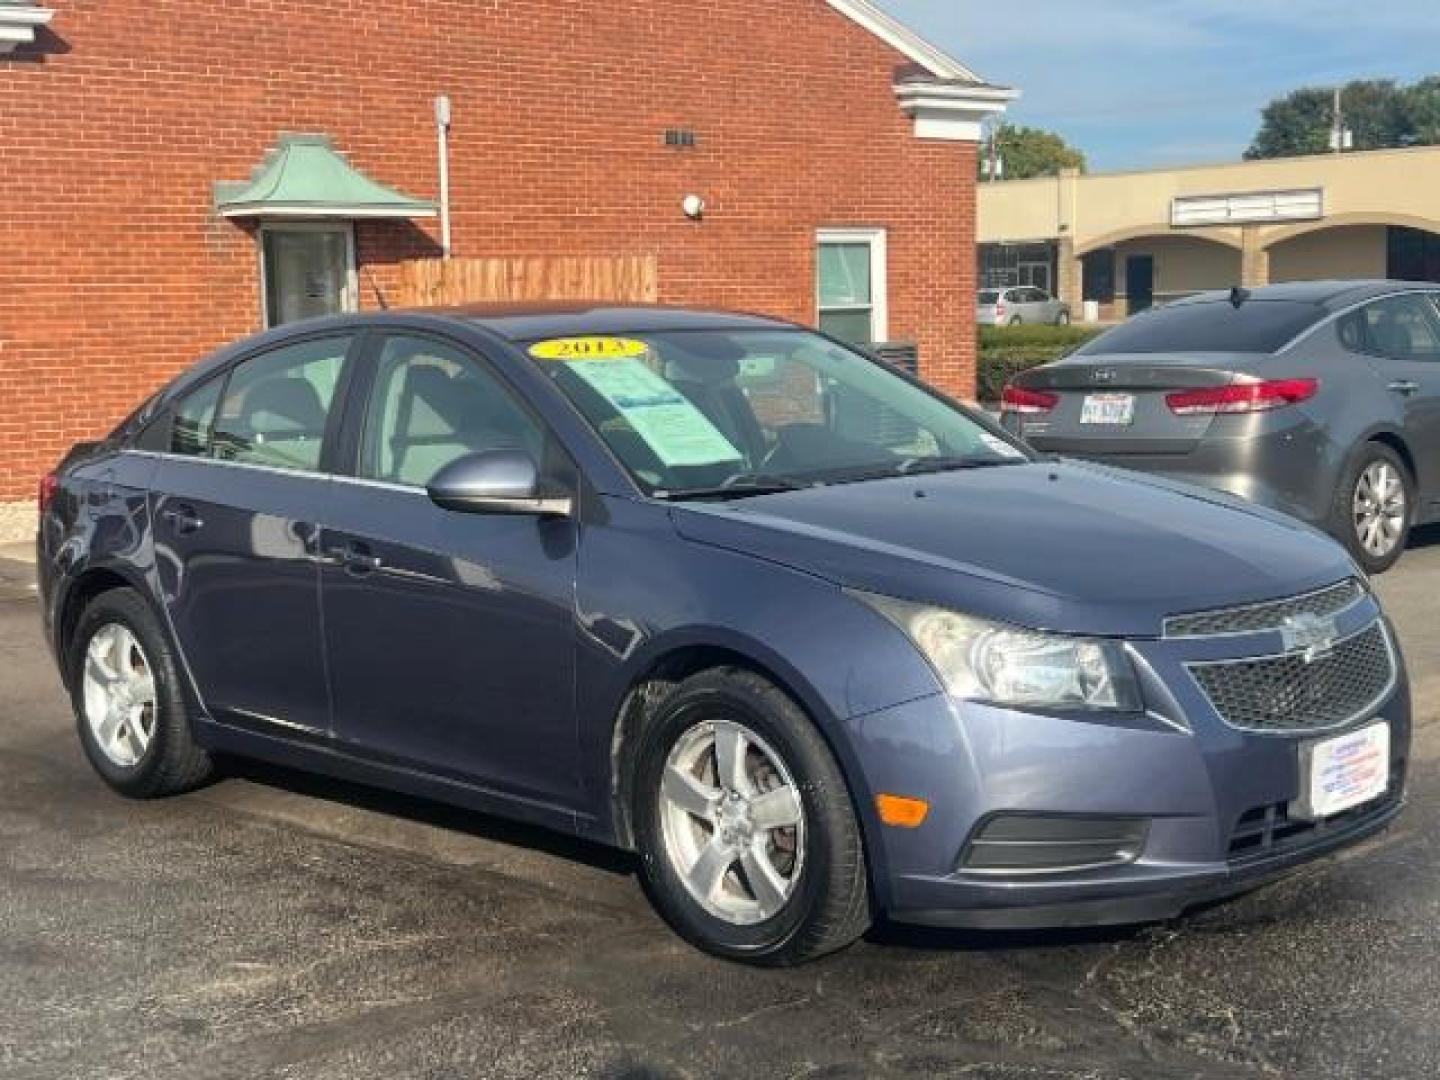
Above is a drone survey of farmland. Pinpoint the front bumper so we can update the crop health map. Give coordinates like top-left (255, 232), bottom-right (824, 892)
top-left (844, 605), bottom-right (1411, 930)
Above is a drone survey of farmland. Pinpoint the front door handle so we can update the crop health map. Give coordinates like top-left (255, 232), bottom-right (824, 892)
top-left (326, 541), bottom-right (382, 575)
top-left (1388, 380), bottom-right (1421, 396)
top-left (160, 504), bottom-right (204, 535)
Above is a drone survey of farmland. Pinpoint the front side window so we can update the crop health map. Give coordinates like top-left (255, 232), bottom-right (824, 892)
top-left (359, 335), bottom-right (547, 488)
top-left (529, 329), bottom-right (1028, 496)
top-left (817, 230), bottom-right (887, 346)
top-left (212, 336), bottom-right (352, 471)
top-left (1342, 294), bottom-right (1440, 360)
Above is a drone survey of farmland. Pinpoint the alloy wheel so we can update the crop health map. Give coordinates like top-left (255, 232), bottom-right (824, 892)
top-left (82, 623), bottom-right (158, 768)
top-left (1353, 461), bottom-right (1407, 559)
top-left (658, 719), bottom-right (806, 926)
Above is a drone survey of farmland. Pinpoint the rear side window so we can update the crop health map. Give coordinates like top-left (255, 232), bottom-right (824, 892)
top-left (1340, 294), bottom-right (1440, 360)
top-left (212, 335), bottom-right (352, 472)
top-left (170, 378), bottom-right (222, 457)
top-left (978, 290), bottom-right (1000, 304)
top-left (1078, 300), bottom-right (1324, 355)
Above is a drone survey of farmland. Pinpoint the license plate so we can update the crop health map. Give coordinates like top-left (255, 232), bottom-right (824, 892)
top-left (1080, 393), bottom-right (1135, 426)
top-left (1293, 722), bottom-right (1390, 821)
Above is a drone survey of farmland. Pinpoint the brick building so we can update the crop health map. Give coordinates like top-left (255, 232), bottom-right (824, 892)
top-left (0, 0), bottom-right (1012, 535)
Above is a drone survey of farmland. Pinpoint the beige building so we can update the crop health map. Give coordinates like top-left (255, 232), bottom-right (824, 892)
top-left (978, 146), bottom-right (1440, 320)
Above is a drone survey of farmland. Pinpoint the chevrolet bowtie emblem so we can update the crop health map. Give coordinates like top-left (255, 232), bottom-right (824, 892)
top-left (1281, 613), bottom-right (1338, 663)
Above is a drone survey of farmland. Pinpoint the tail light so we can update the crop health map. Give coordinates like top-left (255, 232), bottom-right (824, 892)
top-left (1001, 385), bottom-right (1059, 415)
top-left (38, 472), bottom-right (60, 514)
top-left (994, 301), bottom-right (1006, 317)
top-left (1165, 378), bottom-right (1319, 416)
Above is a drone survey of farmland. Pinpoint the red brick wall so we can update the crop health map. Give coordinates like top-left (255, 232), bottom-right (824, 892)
top-left (0, 0), bottom-right (978, 502)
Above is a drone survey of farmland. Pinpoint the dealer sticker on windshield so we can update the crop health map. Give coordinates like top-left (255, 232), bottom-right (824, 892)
top-left (528, 336), bottom-right (649, 361)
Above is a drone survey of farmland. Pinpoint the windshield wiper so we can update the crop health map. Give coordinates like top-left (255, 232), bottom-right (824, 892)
top-left (656, 473), bottom-right (810, 501)
top-left (894, 455), bottom-right (1028, 476)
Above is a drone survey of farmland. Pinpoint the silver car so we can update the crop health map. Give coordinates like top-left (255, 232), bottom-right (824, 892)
top-left (978, 286), bottom-right (1071, 326)
top-left (1001, 280), bottom-right (1440, 572)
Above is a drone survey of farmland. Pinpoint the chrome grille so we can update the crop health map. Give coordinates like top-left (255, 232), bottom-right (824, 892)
top-left (1165, 579), bottom-right (1365, 639)
top-left (1187, 621), bottom-right (1395, 733)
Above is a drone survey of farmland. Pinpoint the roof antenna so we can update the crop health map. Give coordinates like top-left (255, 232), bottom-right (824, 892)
top-left (1229, 286), bottom-right (1250, 309)
top-left (363, 264), bottom-right (390, 310)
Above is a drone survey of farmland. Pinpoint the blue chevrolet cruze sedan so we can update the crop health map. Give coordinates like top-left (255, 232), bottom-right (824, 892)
top-left (39, 306), bottom-right (1408, 964)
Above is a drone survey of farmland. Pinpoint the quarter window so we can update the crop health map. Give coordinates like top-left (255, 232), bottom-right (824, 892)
top-left (169, 378), bottom-right (223, 457)
top-left (359, 335), bottom-right (546, 488)
top-left (817, 229), bottom-right (888, 346)
top-left (212, 336), bottom-right (352, 471)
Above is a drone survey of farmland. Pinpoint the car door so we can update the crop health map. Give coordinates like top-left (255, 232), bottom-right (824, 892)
top-left (150, 333), bottom-right (356, 736)
top-left (319, 331), bottom-right (581, 806)
top-left (1346, 292), bottom-right (1440, 512)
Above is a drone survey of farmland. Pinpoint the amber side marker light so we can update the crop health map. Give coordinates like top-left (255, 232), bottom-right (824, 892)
top-left (876, 794), bottom-right (930, 828)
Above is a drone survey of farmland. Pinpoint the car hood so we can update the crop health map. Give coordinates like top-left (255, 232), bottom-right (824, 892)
top-left (669, 461), bottom-right (1355, 638)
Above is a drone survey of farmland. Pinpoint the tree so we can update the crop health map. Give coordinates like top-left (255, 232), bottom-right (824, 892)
top-left (982, 124), bottom-right (1086, 180)
top-left (1245, 77), bottom-right (1434, 159)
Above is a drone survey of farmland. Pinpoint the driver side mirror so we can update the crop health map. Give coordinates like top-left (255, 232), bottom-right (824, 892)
top-left (426, 449), bottom-right (573, 518)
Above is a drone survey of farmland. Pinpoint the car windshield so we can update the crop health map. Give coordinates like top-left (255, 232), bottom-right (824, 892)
top-left (1077, 299), bottom-right (1325, 355)
top-left (978, 290), bottom-right (1000, 304)
top-left (526, 328), bottom-right (1030, 497)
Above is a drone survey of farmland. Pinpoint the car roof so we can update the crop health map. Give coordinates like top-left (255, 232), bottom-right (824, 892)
top-left (1166, 280), bottom-right (1439, 312)
top-left (439, 302), bottom-right (795, 340)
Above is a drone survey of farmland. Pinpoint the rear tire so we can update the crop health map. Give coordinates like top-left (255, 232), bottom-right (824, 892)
top-left (1329, 443), bottom-right (1412, 574)
top-left (1008, 315), bottom-right (1023, 326)
top-left (1056, 310), bottom-right (1071, 326)
top-left (633, 667), bottom-right (870, 966)
top-left (69, 588), bottom-right (215, 798)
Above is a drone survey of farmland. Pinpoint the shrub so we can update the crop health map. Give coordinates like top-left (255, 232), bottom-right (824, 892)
top-left (976, 325), bottom-right (1106, 403)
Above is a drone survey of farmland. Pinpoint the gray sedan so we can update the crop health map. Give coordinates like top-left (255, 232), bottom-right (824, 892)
top-left (978, 286), bottom-right (1071, 326)
top-left (1001, 280), bottom-right (1440, 572)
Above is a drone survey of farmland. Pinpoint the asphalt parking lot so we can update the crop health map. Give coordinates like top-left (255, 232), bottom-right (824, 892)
top-left (2, 536), bottom-right (1439, 1080)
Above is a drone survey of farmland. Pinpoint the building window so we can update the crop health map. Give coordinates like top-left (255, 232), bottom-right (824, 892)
top-left (817, 229), bottom-right (888, 345)
top-left (260, 223), bottom-right (357, 328)
top-left (1388, 226), bottom-right (1440, 284)
top-left (979, 242), bottom-right (1057, 292)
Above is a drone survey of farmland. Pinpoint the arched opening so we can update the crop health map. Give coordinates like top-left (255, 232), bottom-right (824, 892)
top-left (1078, 232), bottom-right (1243, 320)
top-left (1265, 218), bottom-right (1440, 286)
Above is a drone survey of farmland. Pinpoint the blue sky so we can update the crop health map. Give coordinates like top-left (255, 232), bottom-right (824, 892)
top-left (876, 0), bottom-right (1440, 171)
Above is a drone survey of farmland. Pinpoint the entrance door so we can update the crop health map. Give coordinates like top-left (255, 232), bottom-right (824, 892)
top-left (1018, 261), bottom-right (1052, 293)
top-left (262, 224), bottom-right (356, 327)
top-left (1126, 255), bottom-right (1155, 315)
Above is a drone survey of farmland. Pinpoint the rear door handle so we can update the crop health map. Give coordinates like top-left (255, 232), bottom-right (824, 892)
top-left (1388, 380), bottom-right (1421, 396)
top-left (326, 540), bottom-right (382, 575)
top-left (160, 504), bottom-right (204, 535)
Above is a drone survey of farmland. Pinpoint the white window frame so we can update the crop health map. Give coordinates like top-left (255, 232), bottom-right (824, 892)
top-left (816, 227), bottom-right (889, 343)
top-left (257, 220), bottom-right (359, 329)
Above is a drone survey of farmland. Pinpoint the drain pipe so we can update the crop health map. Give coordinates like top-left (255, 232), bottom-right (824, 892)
top-left (435, 94), bottom-right (453, 258)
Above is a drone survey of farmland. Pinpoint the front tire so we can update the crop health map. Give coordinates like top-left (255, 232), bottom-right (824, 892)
top-left (633, 668), bottom-right (870, 965)
top-left (1330, 444), bottom-right (1412, 574)
top-left (70, 588), bottom-right (214, 798)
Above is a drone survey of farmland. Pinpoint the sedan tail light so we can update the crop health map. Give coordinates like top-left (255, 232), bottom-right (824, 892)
top-left (38, 472), bottom-right (60, 514)
top-left (1001, 385), bottom-right (1059, 415)
top-left (1165, 378), bottom-right (1319, 416)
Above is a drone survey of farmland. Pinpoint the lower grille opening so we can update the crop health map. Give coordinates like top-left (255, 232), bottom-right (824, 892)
top-left (1228, 762), bottom-right (1405, 859)
top-left (961, 814), bottom-right (1149, 875)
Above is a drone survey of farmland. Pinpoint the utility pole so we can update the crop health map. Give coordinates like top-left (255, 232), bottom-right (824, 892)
top-left (1329, 86), bottom-right (1354, 153)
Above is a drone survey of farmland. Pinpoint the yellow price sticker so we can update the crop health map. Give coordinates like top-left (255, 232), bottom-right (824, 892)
top-left (528, 336), bottom-right (649, 361)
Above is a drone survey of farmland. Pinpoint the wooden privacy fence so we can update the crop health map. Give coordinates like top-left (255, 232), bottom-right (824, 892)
top-left (395, 255), bottom-right (659, 307)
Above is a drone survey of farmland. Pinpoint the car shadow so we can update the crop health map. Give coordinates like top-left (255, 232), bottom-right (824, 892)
top-left (217, 756), bottom-right (638, 878)
top-left (1408, 523), bottom-right (1440, 551)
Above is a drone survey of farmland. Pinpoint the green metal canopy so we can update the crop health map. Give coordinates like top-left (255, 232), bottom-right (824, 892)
top-left (214, 134), bottom-right (436, 219)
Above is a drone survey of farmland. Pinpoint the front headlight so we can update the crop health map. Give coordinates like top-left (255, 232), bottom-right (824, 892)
top-left (854, 592), bottom-right (1142, 712)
